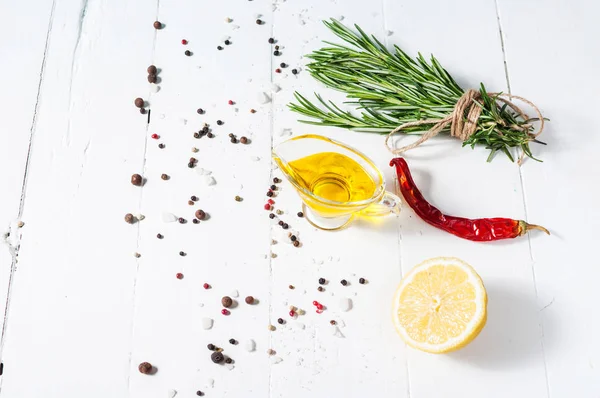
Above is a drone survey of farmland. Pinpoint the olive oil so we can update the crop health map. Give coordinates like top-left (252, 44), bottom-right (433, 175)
top-left (286, 152), bottom-right (376, 203)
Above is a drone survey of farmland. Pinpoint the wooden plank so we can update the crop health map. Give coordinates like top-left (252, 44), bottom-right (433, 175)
top-left (383, 0), bottom-right (549, 397)
top-left (267, 2), bottom-right (409, 398)
top-left (0, 0), bottom-right (157, 395)
top-left (0, 0), bottom-right (55, 360)
top-left (497, 0), bottom-right (600, 396)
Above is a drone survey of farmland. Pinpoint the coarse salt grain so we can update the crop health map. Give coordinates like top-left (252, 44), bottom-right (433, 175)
top-left (339, 298), bottom-right (352, 312)
top-left (203, 176), bottom-right (216, 186)
top-left (150, 84), bottom-right (160, 93)
top-left (270, 356), bottom-right (283, 364)
top-left (162, 212), bottom-right (178, 223)
top-left (294, 322), bottom-right (305, 330)
top-left (167, 389), bottom-right (177, 398)
top-left (278, 128), bottom-right (292, 137)
top-left (331, 325), bottom-right (345, 338)
top-left (225, 363), bottom-right (235, 370)
top-left (257, 92), bottom-right (271, 104)
top-left (201, 318), bottom-right (214, 330)
top-left (271, 83), bottom-right (281, 93)
top-left (196, 168), bottom-right (212, 176)
top-left (230, 289), bottom-right (239, 298)
top-left (205, 378), bottom-right (215, 388)
top-left (245, 339), bottom-right (256, 352)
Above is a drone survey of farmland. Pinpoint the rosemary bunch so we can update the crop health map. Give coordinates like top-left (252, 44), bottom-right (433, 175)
top-left (289, 19), bottom-right (543, 161)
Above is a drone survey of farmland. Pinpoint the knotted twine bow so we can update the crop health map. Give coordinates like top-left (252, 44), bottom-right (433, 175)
top-left (384, 89), bottom-right (545, 164)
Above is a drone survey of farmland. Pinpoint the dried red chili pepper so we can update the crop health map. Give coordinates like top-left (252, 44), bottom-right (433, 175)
top-left (390, 158), bottom-right (549, 241)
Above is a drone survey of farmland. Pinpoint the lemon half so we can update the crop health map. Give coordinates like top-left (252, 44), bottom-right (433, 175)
top-left (392, 257), bottom-right (487, 354)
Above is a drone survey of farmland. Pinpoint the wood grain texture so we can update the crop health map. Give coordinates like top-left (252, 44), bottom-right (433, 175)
top-left (0, 0), bottom-right (597, 397)
top-left (497, 0), bottom-right (600, 396)
top-left (0, 0), bottom-right (55, 357)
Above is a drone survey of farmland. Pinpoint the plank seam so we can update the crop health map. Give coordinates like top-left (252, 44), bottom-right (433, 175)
top-left (126, 0), bottom-right (161, 394)
top-left (494, 1), bottom-right (550, 397)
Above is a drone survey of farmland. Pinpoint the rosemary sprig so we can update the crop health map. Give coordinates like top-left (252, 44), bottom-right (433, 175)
top-left (289, 19), bottom-right (541, 161)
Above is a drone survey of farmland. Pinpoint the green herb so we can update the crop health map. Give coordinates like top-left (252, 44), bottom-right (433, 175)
top-left (289, 19), bottom-right (544, 161)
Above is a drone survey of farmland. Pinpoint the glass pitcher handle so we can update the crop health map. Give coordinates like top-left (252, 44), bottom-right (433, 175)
top-left (360, 191), bottom-right (401, 217)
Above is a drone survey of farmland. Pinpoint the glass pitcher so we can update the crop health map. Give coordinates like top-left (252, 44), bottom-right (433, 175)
top-left (272, 134), bottom-right (400, 230)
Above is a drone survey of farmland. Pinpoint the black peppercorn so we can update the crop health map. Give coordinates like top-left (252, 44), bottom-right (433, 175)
top-left (195, 209), bottom-right (206, 220)
top-left (157, 233), bottom-right (163, 239)
top-left (273, 50), bottom-right (280, 56)
top-left (138, 362), bottom-right (153, 374)
top-left (207, 132), bottom-right (214, 138)
top-left (273, 177), bottom-right (280, 183)
top-left (134, 98), bottom-right (144, 108)
top-left (125, 213), bottom-right (135, 224)
top-left (280, 63), bottom-right (286, 68)
top-left (230, 137), bottom-right (237, 143)
top-left (225, 358), bottom-right (233, 364)
top-left (197, 108), bottom-right (204, 114)
top-left (191, 196), bottom-right (198, 201)
top-left (245, 296), bottom-right (254, 304)
top-left (270, 185), bottom-right (277, 190)
top-left (229, 338), bottom-right (236, 344)
top-left (179, 251), bottom-right (185, 256)
top-left (153, 21), bottom-right (162, 29)
top-left (282, 223), bottom-right (289, 230)
top-left (256, 19), bottom-right (262, 24)
top-left (359, 277), bottom-right (366, 284)
top-left (140, 108), bottom-right (147, 114)
top-left (297, 211), bottom-right (304, 217)
top-left (147, 74), bottom-right (157, 83)
top-left (278, 221), bottom-right (284, 226)
top-left (292, 69), bottom-right (298, 75)
top-left (216, 120), bottom-right (223, 125)
top-left (266, 191), bottom-right (274, 197)
top-left (340, 279), bottom-right (348, 286)
top-left (268, 38), bottom-right (275, 44)
top-left (240, 136), bottom-right (248, 144)
top-left (192, 219), bottom-right (199, 224)
top-left (196, 391), bottom-right (204, 396)
top-left (207, 343), bottom-right (215, 351)
top-left (277, 318), bottom-right (284, 324)
top-left (293, 240), bottom-right (300, 247)
top-left (217, 46), bottom-right (223, 50)
top-left (194, 132), bottom-right (200, 138)
top-left (224, 40), bottom-right (230, 45)
top-left (188, 162), bottom-right (194, 168)
top-left (147, 65), bottom-right (157, 74)
top-left (222, 296), bottom-right (233, 308)
top-left (269, 213), bottom-right (275, 219)
top-left (317, 286), bottom-right (324, 292)
top-left (158, 143), bottom-right (165, 149)
top-left (131, 174), bottom-right (143, 186)
top-left (178, 217), bottom-right (186, 224)
top-left (275, 45), bottom-right (280, 50)
top-left (290, 235), bottom-right (297, 242)
top-left (318, 278), bottom-right (326, 285)
top-left (161, 174), bottom-right (168, 180)
top-left (211, 352), bottom-right (224, 364)
top-left (185, 50), bottom-right (192, 56)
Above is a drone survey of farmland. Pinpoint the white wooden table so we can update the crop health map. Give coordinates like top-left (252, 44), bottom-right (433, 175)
top-left (1, 0), bottom-right (598, 396)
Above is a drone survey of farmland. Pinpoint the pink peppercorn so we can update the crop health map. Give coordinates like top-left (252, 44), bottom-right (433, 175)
top-left (264, 204), bottom-right (271, 211)
top-left (182, 39), bottom-right (188, 45)
top-left (221, 309), bottom-right (230, 315)
top-left (312, 301), bottom-right (319, 306)
top-left (289, 310), bottom-right (295, 317)
top-left (203, 283), bottom-right (210, 289)
top-left (268, 199), bottom-right (275, 205)
top-left (176, 273), bottom-right (183, 279)
top-left (151, 133), bottom-right (159, 139)
top-left (275, 68), bottom-right (281, 73)
top-left (228, 100), bottom-right (234, 105)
